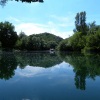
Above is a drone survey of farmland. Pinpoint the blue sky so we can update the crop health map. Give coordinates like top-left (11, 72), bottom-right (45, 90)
top-left (0, 0), bottom-right (100, 38)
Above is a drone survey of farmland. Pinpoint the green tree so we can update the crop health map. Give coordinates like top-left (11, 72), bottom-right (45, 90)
top-left (27, 36), bottom-right (46, 51)
top-left (27, 33), bottom-right (63, 50)
top-left (87, 21), bottom-right (100, 35)
top-left (27, 36), bottom-right (41, 51)
top-left (48, 41), bottom-right (57, 49)
top-left (75, 11), bottom-right (87, 34)
top-left (0, 0), bottom-right (43, 6)
top-left (70, 32), bottom-right (86, 51)
top-left (15, 31), bottom-right (27, 50)
top-left (85, 31), bottom-right (100, 52)
top-left (18, 31), bottom-right (27, 39)
top-left (57, 38), bottom-right (72, 51)
top-left (0, 21), bottom-right (18, 51)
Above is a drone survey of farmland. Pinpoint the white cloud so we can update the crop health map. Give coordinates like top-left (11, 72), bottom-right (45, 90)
top-left (15, 23), bottom-right (49, 35)
top-left (6, 16), bottom-right (74, 38)
top-left (15, 21), bottom-right (74, 39)
top-left (16, 62), bottom-right (73, 78)
top-left (49, 29), bottom-right (73, 39)
top-left (16, 65), bottom-right (45, 77)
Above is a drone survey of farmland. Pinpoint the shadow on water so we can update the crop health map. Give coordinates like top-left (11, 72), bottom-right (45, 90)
top-left (0, 51), bottom-right (100, 91)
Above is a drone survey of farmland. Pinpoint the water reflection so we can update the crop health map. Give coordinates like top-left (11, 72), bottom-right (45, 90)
top-left (0, 53), bottom-right (17, 80)
top-left (0, 52), bottom-right (62, 80)
top-left (60, 52), bottom-right (100, 90)
top-left (16, 52), bottom-right (62, 68)
top-left (0, 51), bottom-right (100, 92)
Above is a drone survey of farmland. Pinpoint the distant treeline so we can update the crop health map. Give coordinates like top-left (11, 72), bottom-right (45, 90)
top-left (15, 32), bottom-right (63, 51)
top-left (0, 11), bottom-right (100, 52)
top-left (0, 21), bottom-right (63, 51)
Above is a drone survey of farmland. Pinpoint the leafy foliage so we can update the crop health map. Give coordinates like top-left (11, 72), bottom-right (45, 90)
top-left (0, 21), bottom-right (63, 51)
top-left (58, 11), bottom-right (100, 52)
top-left (15, 32), bottom-right (63, 51)
top-left (0, 0), bottom-right (43, 6)
top-left (0, 21), bottom-right (18, 51)
top-left (84, 28), bottom-right (100, 52)
top-left (57, 38), bottom-right (72, 51)
top-left (74, 11), bottom-right (87, 34)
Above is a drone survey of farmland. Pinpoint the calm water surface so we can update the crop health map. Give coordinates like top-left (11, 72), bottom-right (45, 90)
top-left (0, 52), bottom-right (100, 100)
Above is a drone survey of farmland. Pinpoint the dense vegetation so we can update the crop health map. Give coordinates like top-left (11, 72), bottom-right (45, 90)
top-left (15, 32), bottom-right (63, 51)
top-left (0, 22), bottom-right (63, 51)
top-left (0, 11), bottom-right (100, 52)
top-left (58, 11), bottom-right (100, 52)
top-left (0, 21), bottom-right (18, 51)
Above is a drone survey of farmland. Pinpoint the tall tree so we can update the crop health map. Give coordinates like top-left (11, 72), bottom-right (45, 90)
top-left (0, 21), bottom-right (18, 50)
top-left (75, 11), bottom-right (87, 34)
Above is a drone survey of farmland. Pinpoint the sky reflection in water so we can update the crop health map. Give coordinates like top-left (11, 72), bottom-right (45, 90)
top-left (0, 52), bottom-right (100, 100)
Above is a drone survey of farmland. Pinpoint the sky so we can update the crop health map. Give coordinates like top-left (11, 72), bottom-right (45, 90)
top-left (0, 0), bottom-right (100, 39)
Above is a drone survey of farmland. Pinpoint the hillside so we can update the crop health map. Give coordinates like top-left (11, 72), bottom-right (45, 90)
top-left (16, 32), bottom-right (63, 51)
top-left (29, 32), bottom-right (63, 44)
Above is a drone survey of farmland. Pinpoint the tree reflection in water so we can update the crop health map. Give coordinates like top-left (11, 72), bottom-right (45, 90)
top-left (0, 52), bottom-right (62, 80)
top-left (0, 52), bottom-right (17, 80)
top-left (0, 51), bottom-right (100, 91)
top-left (60, 52), bottom-right (100, 90)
